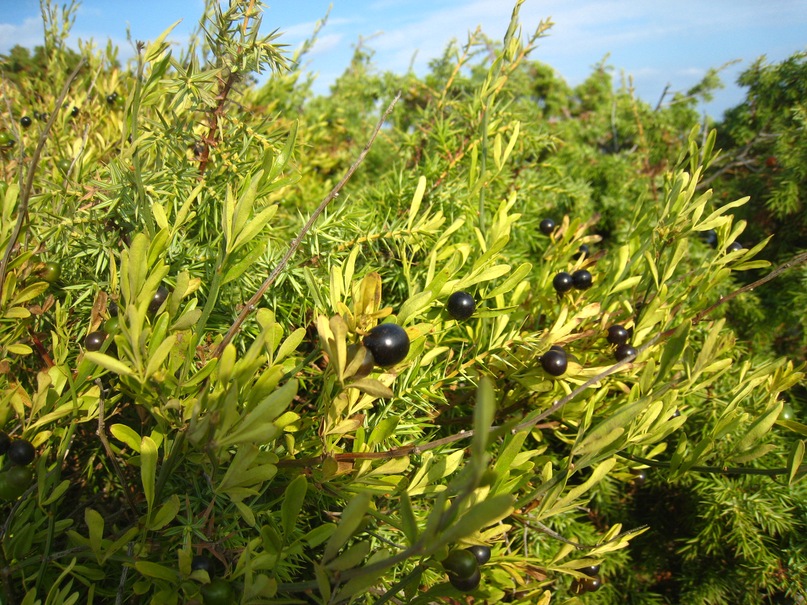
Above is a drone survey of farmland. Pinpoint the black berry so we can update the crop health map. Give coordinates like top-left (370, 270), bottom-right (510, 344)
top-left (539, 218), bottom-right (556, 235)
top-left (108, 299), bottom-right (119, 317)
top-left (577, 244), bottom-right (590, 258)
top-left (191, 555), bottom-right (215, 574)
top-left (571, 269), bottom-right (593, 290)
top-left (362, 323), bottom-right (410, 367)
top-left (84, 331), bottom-right (107, 352)
top-left (7, 439), bottom-right (35, 466)
top-left (20, 116), bottom-right (32, 128)
top-left (466, 545), bottom-right (491, 565)
top-left (446, 291), bottom-right (476, 320)
top-left (106, 93), bottom-right (118, 104)
top-left (553, 272), bottom-right (574, 294)
top-left (0, 432), bottom-right (9, 455)
top-left (70, 106), bottom-right (80, 118)
top-left (606, 325), bottom-right (630, 346)
top-left (149, 286), bottom-right (170, 314)
top-left (571, 576), bottom-right (602, 594)
top-left (581, 564), bottom-right (600, 577)
top-left (541, 348), bottom-right (568, 377)
top-left (614, 344), bottom-right (637, 362)
top-left (631, 468), bottom-right (647, 486)
top-left (727, 241), bottom-right (744, 253)
top-left (449, 566), bottom-right (481, 592)
top-left (442, 549), bottom-right (478, 579)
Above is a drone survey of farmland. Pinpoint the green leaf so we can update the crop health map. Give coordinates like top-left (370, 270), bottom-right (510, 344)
top-left (141, 436), bottom-right (158, 515)
top-left (734, 401), bottom-right (783, 454)
top-left (655, 322), bottom-right (690, 385)
top-left (84, 352), bottom-right (134, 376)
top-left (323, 492), bottom-right (371, 563)
top-left (486, 262), bottom-right (532, 298)
top-left (110, 424), bottom-right (142, 452)
top-left (430, 494), bottom-right (514, 552)
top-left (134, 561), bottom-right (177, 582)
top-left (787, 440), bottom-right (805, 485)
top-left (407, 176), bottom-right (427, 230)
top-left (281, 475), bottom-right (308, 538)
top-left (472, 377), bottom-right (495, 460)
top-left (399, 492), bottom-right (418, 546)
top-left (148, 495), bottom-right (180, 531)
top-left (85, 508), bottom-right (104, 556)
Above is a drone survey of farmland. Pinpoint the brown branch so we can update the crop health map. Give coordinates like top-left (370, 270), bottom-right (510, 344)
top-left (197, 71), bottom-right (238, 177)
top-left (213, 91), bottom-right (402, 357)
top-left (0, 58), bottom-right (86, 302)
top-left (692, 250), bottom-right (807, 326)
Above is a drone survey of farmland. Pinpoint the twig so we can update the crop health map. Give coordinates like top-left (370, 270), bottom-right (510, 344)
top-left (618, 451), bottom-right (806, 478)
top-left (95, 379), bottom-right (139, 519)
top-left (514, 513), bottom-right (648, 551)
top-left (0, 58), bottom-right (86, 302)
top-left (213, 91), bottom-right (402, 357)
top-left (692, 250), bottom-right (807, 325)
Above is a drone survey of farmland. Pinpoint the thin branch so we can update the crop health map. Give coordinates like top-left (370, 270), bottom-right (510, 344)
top-left (618, 451), bottom-right (806, 479)
top-left (0, 58), bottom-right (86, 302)
top-left (95, 379), bottom-right (139, 519)
top-left (514, 513), bottom-right (648, 551)
top-left (213, 91), bottom-right (402, 357)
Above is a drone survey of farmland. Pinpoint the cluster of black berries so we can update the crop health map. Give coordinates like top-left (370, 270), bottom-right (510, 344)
top-left (607, 324), bottom-right (637, 362)
top-left (0, 432), bottom-right (36, 501)
top-left (571, 564), bottom-right (603, 594)
top-left (442, 545), bottom-right (491, 592)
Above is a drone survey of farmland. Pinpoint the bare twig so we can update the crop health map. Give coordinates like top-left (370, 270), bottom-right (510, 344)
top-left (213, 91), bottom-right (402, 357)
top-left (514, 513), bottom-right (648, 551)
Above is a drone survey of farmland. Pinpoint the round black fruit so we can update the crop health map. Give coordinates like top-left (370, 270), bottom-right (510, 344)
top-left (571, 269), bottom-right (593, 290)
top-left (447, 291), bottom-right (476, 320)
top-left (614, 344), bottom-right (637, 362)
top-left (631, 469), bottom-right (647, 486)
top-left (580, 564), bottom-right (600, 577)
top-left (442, 549), bottom-right (479, 579)
top-left (577, 244), bottom-right (590, 258)
top-left (7, 439), bottom-right (35, 466)
top-left (106, 92), bottom-right (118, 104)
top-left (362, 323), bottom-right (410, 367)
top-left (552, 272), bottom-right (573, 294)
top-left (41, 262), bottom-right (61, 284)
top-left (191, 555), bottom-right (215, 574)
top-left (108, 299), bottom-right (119, 317)
top-left (449, 566), bottom-right (481, 592)
top-left (70, 106), bottom-right (80, 118)
top-left (541, 348), bottom-right (568, 377)
top-left (571, 576), bottom-right (602, 594)
top-left (84, 331), bottom-right (107, 352)
top-left (20, 116), bottom-right (32, 128)
top-left (606, 325), bottom-right (630, 346)
top-left (466, 545), bottom-right (491, 566)
top-left (149, 286), bottom-right (170, 314)
top-left (0, 431), bottom-right (9, 455)
top-left (200, 578), bottom-right (234, 605)
top-left (727, 241), bottom-right (744, 253)
top-left (539, 218), bottom-right (556, 235)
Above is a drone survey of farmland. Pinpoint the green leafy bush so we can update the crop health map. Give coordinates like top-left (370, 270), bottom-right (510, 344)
top-left (0, 1), bottom-right (804, 603)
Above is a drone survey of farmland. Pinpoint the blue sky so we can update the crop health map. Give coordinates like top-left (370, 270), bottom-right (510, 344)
top-left (2, 0), bottom-right (806, 118)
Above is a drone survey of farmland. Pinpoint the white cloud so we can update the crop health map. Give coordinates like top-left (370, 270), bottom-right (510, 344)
top-left (0, 17), bottom-right (43, 53)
